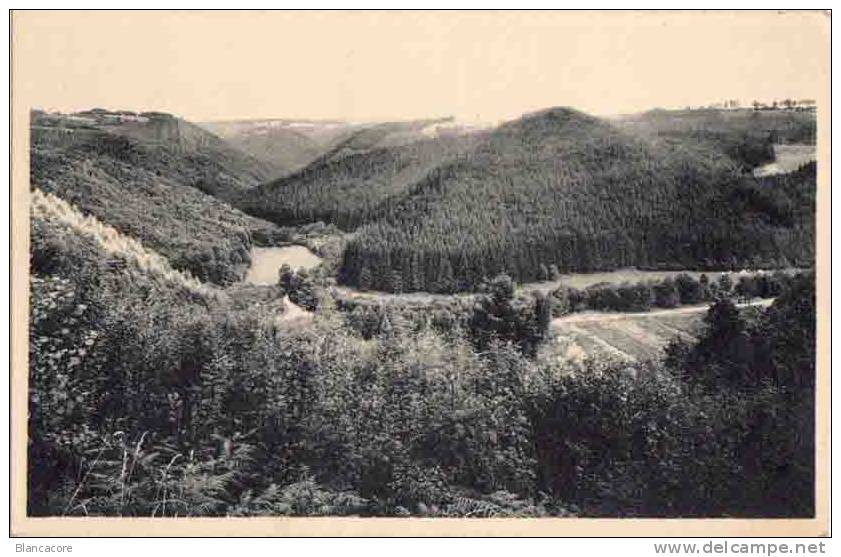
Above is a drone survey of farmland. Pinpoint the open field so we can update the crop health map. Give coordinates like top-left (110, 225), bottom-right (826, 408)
top-left (543, 299), bottom-right (774, 364)
top-left (753, 144), bottom-right (816, 177)
top-left (525, 269), bottom-right (731, 294)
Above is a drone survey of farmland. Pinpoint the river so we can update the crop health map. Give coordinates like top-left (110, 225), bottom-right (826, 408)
top-left (244, 245), bottom-right (323, 285)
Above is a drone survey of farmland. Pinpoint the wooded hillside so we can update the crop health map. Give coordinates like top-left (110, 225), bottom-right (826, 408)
top-left (31, 111), bottom-right (286, 284)
top-left (339, 108), bottom-right (814, 292)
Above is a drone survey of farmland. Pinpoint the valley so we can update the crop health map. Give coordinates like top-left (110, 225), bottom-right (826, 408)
top-left (28, 103), bottom-right (818, 519)
top-left (18, 9), bottom-right (826, 525)
top-left (31, 105), bottom-right (816, 332)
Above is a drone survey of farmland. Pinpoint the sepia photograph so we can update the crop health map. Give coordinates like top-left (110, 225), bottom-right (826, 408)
top-left (9, 9), bottom-right (830, 537)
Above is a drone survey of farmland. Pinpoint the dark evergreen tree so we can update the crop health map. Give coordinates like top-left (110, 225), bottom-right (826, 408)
top-left (468, 275), bottom-right (550, 358)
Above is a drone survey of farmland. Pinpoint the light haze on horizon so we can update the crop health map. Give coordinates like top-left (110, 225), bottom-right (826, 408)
top-left (14, 11), bottom-right (829, 123)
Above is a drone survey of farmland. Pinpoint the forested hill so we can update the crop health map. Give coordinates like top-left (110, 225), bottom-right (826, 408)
top-left (238, 132), bottom-right (485, 229)
top-left (32, 110), bottom-right (280, 197)
top-left (339, 107), bottom-right (815, 293)
top-left (30, 110), bottom-right (288, 285)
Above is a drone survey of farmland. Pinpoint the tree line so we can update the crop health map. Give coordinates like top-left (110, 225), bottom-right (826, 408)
top-left (548, 271), bottom-right (801, 316)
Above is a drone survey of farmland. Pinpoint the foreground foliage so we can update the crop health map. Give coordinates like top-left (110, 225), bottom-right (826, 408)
top-left (29, 201), bottom-right (815, 516)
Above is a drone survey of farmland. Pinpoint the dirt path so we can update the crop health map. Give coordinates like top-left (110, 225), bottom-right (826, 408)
top-left (551, 298), bottom-right (774, 327)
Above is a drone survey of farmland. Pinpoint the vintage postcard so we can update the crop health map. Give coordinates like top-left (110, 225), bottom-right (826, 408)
top-left (9, 9), bottom-right (831, 537)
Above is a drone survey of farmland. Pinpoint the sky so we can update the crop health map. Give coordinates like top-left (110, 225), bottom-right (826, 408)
top-left (13, 10), bottom-right (830, 123)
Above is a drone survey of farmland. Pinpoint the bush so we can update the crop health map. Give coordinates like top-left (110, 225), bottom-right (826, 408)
top-left (653, 278), bottom-right (680, 308)
top-left (278, 264), bottom-right (319, 311)
top-left (675, 273), bottom-right (704, 305)
top-left (529, 361), bottom-right (813, 517)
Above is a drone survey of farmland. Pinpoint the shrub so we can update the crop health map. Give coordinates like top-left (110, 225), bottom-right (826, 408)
top-left (675, 273), bottom-right (703, 305)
